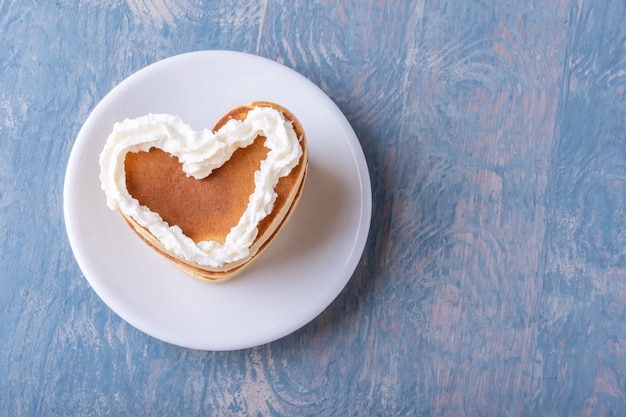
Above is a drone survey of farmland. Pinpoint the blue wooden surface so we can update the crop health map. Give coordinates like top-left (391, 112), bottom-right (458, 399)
top-left (1, 0), bottom-right (626, 415)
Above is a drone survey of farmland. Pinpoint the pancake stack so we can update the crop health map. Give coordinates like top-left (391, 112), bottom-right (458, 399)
top-left (101, 102), bottom-right (308, 282)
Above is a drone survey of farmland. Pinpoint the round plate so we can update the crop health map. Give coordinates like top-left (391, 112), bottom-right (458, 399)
top-left (63, 51), bottom-right (371, 351)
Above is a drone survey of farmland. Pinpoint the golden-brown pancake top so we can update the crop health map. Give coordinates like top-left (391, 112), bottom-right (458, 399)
top-left (123, 102), bottom-right (306, 246)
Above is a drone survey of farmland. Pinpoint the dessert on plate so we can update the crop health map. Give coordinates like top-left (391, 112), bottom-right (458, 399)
top-left (99, 102), bottom-right (308, 282)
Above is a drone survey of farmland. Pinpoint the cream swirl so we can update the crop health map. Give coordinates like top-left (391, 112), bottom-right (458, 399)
top-left (99, 106), bottom-right (302, 267)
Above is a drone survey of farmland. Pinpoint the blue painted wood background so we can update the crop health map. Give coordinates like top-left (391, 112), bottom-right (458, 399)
top-left (1, 0), bottom-right (626, 415)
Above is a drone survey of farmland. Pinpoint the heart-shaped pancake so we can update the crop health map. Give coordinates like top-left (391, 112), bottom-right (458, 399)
top-left (99, 102), bottom-right (308, 282)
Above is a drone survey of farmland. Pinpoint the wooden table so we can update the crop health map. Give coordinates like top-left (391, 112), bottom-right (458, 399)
top-left (2, 1), bottom-right (625, 415)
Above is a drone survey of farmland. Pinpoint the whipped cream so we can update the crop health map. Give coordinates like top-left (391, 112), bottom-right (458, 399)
top-left (99, 106), bottom-right (303, 267)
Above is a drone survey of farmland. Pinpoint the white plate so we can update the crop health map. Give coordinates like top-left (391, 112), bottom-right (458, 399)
top-left (63, 51), bottom-right (371, 351)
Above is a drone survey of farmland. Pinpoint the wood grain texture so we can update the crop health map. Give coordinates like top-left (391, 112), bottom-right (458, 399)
top-left (535, 1), bottom-right (626, 415)
top-left (1, 0), bottom-right (626, 415)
